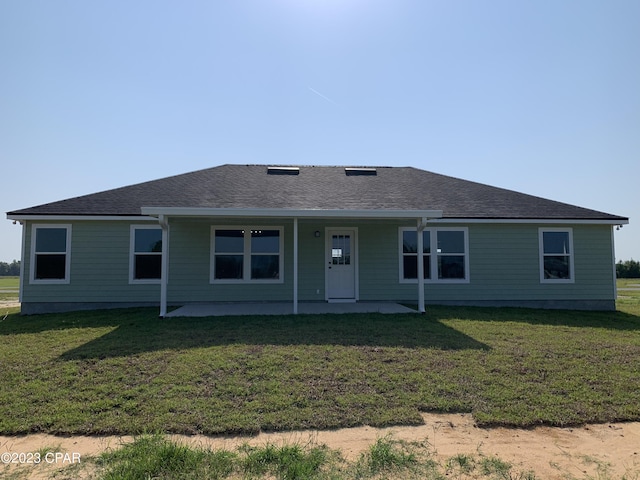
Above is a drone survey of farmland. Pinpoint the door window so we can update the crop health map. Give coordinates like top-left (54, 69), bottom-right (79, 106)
top-left (332, 234), bottom-right (351, 265)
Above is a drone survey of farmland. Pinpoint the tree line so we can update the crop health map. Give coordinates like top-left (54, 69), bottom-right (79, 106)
top-left (0, 260), bottom-right (20, 276)
top-left (617, 259), bottom-right (640, 278)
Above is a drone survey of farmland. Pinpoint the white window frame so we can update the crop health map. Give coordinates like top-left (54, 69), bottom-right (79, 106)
top-left (30, 224), bottom-right (72, 284)
top-left (129, 225), bottom-right (163, 284)
top-left (399, 227), bottom-right (470, 284)
top-left (210, 226), bottom-right (284, 284)
top-left (539, 227), bottom-right (575, 284)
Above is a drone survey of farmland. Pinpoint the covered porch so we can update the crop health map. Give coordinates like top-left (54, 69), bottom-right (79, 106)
top-left (141, 206), bottom-right (443, 318)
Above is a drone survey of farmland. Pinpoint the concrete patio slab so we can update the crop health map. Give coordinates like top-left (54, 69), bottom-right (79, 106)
top-left (166, 302), bottom-right (417, 317)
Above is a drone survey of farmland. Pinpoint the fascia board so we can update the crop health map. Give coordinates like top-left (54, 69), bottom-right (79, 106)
top-left (429, 218), bottom-right (629, 225)
top-left (6, 214), bottom-right (158, 222)
top-left (7, 212), bottom-right (625, 225)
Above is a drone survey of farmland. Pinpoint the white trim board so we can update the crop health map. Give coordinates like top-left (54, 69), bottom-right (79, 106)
top-left (429, 218), bottom-right (627, 225)
top-left (141, 207), bottom-right (443, 219)
top-left (7, 215), bottom-right (158, 222)
top-left (8, 213), bottom-right (625, 225)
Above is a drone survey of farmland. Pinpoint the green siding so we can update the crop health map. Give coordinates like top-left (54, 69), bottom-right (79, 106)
top-left (22, 221), bottom-right (160, 304)
top-left (367, 223), bottom-right (615, 303)
top-left (168, 218), bottom-right (296, 302)
top-left (20, 219), bottom-right (617, 310)
top-left (297, 221), bottom-right (326, 301)
top-left (356, 222), bottom-right (615, 303)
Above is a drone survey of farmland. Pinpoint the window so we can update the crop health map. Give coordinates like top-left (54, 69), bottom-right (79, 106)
top-left (30, 225), bottom-right (71, 283)
top-left (130, 226), bottom-right (162, 283)
top-left (539, 228), bottom-right (574, 283)
top-left (250, 229), bottom-right (281, 279)
top-left (211, 227), bottom-right (283, 283)
top-left (331, 234), bottom-right (351, 265)
top-left (399, 227), bottom-right (469, 282)
top-left (437, 230), bottom-right (466, 280)
top-left (214, 229), bottom-right (244, 279)
top-left (401, 230), bottom-right (430, 279)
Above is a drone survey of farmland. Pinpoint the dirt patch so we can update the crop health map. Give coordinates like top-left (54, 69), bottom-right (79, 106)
top-left (0, 301), bottom-right (20, 310)
top-left (2, 413), bottom-right (639, 479)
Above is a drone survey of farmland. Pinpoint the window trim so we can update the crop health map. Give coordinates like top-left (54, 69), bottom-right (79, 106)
top-left (399, 227), bottom-right (470, 284)
top-left (129, 225), bottom-right (163, 284)
top-left (539, 227), bottom-right (575, 284)
top-left (30, 224), bottom-right (72, 284)
top-left (210, 226), bottom-right (284, 284)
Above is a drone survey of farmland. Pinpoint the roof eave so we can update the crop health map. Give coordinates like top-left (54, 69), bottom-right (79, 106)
top-left (6, 214), bottom-right (157, 222)
top-left (431, 217), bottom-right (629, 225)
top-left (7, 211), bottom-right (628, 225)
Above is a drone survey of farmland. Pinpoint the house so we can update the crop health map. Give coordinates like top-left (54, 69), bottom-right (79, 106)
top-left (6, 164), bottom-right (629, 315)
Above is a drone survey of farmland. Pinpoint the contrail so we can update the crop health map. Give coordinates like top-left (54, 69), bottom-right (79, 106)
top-left (308, 87), bottom-right (339, 106)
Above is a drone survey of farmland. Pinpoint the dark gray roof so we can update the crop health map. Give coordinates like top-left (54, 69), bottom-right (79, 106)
top-left (6, 164), bottom-right (628, 221)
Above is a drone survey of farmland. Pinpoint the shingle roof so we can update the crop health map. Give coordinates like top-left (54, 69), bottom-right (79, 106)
top-left (6, 164), bottom-right (628, 221)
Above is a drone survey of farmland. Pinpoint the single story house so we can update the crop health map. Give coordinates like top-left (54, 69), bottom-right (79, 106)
top-left (6, 164), bottom-right (629, 315)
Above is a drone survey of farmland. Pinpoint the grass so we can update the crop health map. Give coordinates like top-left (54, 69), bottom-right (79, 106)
top-left (97, 435), bottom-right (237, 480)
top-left (92, 433), bottom-right (538, 479)
top-left (357, 435), bottom-right (419, 475)
top-left (239, 441), bottom-right (332, 479)
top-left (0, 276), bottom-right (19, 288)
top-left (0, 275), bottom-right (19, 302)
top-left (0, 284), bottom-right (639, 435)
top-left (1, 285), bottom-right (639, 479)
top-left (618, 278), bottom-right (640, 306)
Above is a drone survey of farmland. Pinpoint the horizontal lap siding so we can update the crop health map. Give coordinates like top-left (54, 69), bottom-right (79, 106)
top-left (20, 220), bottom-right (616, 307)
top-left (358, 222), bottom-right (403, 301)
top-left (22, 221), bottom-right (160, 303)
top-left (572, 225), bottom-right (616, 299)
top-left (426, 224), bottom-right (614, 302)
top-left (168, 218), bottom-right (295, 303)
top-left (165, 221), bottom-right (210, 301)
top-left (297, 222), bottom-right (326, 301)
top-left (359, 223), bottom-right (615, 303)
top-left (461, 224), bottom-right (539, 301)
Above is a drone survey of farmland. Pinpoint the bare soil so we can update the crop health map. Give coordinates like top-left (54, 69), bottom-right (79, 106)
top-left (2, 413), bottom-right (639, 479)
top-left (0, 301), bottom-right (20, 310)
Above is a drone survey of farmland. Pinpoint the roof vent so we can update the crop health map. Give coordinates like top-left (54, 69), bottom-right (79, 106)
top-left (345, 167), bottom-right (377, 176)
top-left (267, 166), bottom-right (300, 175)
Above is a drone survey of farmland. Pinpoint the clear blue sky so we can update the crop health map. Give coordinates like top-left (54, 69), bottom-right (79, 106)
top-left (1, 0), bottom-right (638, 263)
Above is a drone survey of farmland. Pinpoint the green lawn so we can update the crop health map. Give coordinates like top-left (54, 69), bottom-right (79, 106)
top-left (618, 277), bottom-right (640, 305)
top-left (0, 276), bottom-right (19, 302)
top-left (0, 276), bottom-right (19, 289)
top-left (0, 285), bottom-right (639, 436)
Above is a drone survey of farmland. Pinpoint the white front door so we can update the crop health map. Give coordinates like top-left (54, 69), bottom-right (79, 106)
top-left (326, 229), bottom-right (357, 301)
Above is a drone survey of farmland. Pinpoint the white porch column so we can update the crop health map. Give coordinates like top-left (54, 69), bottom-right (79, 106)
top-left (159, 215), bottom-right (169, 318)
top-left (293, 217), bottom-right (299, 314)
top-left (417, 217), bottom-right (428, 313)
